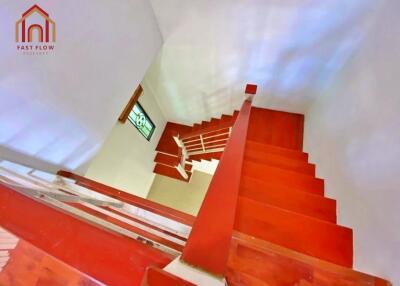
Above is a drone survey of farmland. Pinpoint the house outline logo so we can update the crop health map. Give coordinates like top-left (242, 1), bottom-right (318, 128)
top-left (15, 4), bottom-right (56, 43)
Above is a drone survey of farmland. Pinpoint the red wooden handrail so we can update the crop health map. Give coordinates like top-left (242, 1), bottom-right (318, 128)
top-left (181, 99), bottom-right (252, 275)
top-left (57, 171), bottom-right (195, 226)
top-left (0, 183), bottom-right (172, 286)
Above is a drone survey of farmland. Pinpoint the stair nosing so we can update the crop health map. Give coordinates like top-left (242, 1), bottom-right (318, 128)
top-left (238, 193), bottom-right (337, 223)
top-left (237, 196), bottom-right (351, 231)
top-left (240, 175), bottom-right (324, 196)
top-left (243, 160), bottom-right (323, 181)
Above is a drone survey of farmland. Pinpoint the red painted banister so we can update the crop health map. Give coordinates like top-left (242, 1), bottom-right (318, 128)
top-left (181, 99), bottom-right (252, 275)
top-left (0, 183), bottom-right (172, 286)
top-left (57, 171), bottom-right (195, 226)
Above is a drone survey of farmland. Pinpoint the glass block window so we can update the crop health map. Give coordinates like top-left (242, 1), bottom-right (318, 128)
top-left (128, 102), bottom-right (155, 140)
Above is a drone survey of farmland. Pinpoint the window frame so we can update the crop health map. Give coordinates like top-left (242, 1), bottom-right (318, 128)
top-left (127, 101), bottom-right (156, 141)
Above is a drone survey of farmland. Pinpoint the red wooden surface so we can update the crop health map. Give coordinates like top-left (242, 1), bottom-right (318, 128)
top-left (247, 107), bottom-right (304, 150)
top-left (234, 197), bottom-right (353, 267)
top-left (181, 100), bottom-right (252, 275)
top-left (241, 176), bottom-right (322, 200)
top-left (156, 122), bottom-right (192, 155)
top-left (240, 177), bottom-right (337, 223)
top-left (154, 153), bottom-right (180, 167)
top-left (245, 148), bottom-right (315, 175)
top-left (245, 84), bottom-right (257, 95)
top-left (225, 105), bottom-right (364, 280)
top-left (57, 171), bottom-right (195, 226)
top-left (246, 140), bottom-right (308, 160)
top-left (227, 232), bottom-right (391, 286)
top-left (242, 161), bottom-right (325, 195)
top-left (118, 84), bottom-right (143, 123)
top-left (233, 134), bottom-right (355, 268)
top-left (0, 239), bottom-right (102, 286)
top-left (0, 183), bottom-right (173, 286)
top-left (220, 114), bottom-right (233, 123)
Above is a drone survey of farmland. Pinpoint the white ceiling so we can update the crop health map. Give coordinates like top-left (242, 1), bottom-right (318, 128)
top-left (146, 0), bottom-right (376, 125)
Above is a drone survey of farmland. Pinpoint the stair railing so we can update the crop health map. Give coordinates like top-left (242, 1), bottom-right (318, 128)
top-left (172, 136), bottom-right (190, 180)
top-left (172, 120), bottom-right (235, 180)
top-left (57, 170), bottom-right (195, 226)
top-left (180, 125), bottom-right (233, 156)
top-left (0, 160), bottom-right (198, 285)
top-left (181, 96), bottom-right (253, 275)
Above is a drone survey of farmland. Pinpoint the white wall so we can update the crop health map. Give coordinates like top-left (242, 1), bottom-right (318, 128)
top-left (85, 83), bottom-right (167, 198)
top-left (147, 171), bottom-right (212, 215)
top-left (304, 0), bottom-right (400, 284)
top-left (0, 0), bottom-right (162, 174)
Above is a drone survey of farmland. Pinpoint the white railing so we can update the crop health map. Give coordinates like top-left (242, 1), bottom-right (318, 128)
top-left (172, 125), bottom-right (232, 179)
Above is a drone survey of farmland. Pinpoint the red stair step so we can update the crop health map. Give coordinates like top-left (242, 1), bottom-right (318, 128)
top-left (241, 176), bottom-right (323, 197)
top-left (226, 266), bottom-right (269, 286)
top-left (246, 140), bottom-right (309, 161)
top-left (209, 118), bottom-right (219, 126)
top-left (201, 121), bottom-right (209, 128)
top-left (228, 233), bottom-right (389, 286)
top-left (242, 161), bottom-right (324, 195)
top-left (234, 197), bottom-right (353, 267)
top-left (245, 149), bottom-right (315, 176)
top-left (192, 123), bottom-right (201, 131)
top-left (154, 153), bottom-right (179, 167)
top-left (239, 181), bottom-right (336, 222)
top-left (220, 114), bottom-right (233, 123)
top-left (228, 244), bottom-right (310, 285)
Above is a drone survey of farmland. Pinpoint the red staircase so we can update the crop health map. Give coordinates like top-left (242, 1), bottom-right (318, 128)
top-left (174, 97), bottom-right (390, 285)
top-left (0, 92), bottom-right (392, 285)
top-left (153, 111), bottom-right (239, 181)
top-left (235, 140), bottom-right (353, 267)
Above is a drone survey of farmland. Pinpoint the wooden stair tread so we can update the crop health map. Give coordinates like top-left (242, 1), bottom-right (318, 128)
top-left (234, 197), bottom-right (353, 267)
top-left (239, 185), bottom-right (337, 223)
top-left (245, 149), bottom-right (315, 175)
top-left (242, 161), bottom-right (324, 195)
top-left (229, 232), bottom-right (390, 286)
top-left (246, 140), bottom-right (309, 161)
top-left (241, 176), bottom-right (323, 196)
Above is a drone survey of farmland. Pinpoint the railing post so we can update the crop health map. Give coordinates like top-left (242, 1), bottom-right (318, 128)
top-left (180, 99), bottom-right (252, 275)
